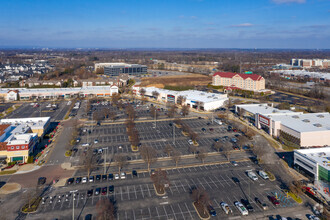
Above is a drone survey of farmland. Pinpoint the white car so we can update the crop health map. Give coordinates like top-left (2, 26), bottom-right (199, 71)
top-left (231, 161), bottom-right (238, 166)
top-left (82, 177), bottom-right (87, 183)
top-left (81, 143), bottom-right (90, 147)
top-left (220, 202), bottom-right (232, 214)
top-left (94, 139), bottom-right (99, 144)
top-left (246, 170), bottom-right (258, 181)
top-left (258, 170), bottom-right (269, 180)
top-left (114, 173), bottom-right (120, 180)
top-left (188, 140), bottom-right (193, 145)
top-left (120, 172), bottom-right (126, 179)
top-left (46, 104), bottom-right (52, 108)
top-left (234, 201), bottom-right (248, 216)
top-left (67, 101), bottom-right (72, 106)
top-left (89, 176), bottom-right (94, 182)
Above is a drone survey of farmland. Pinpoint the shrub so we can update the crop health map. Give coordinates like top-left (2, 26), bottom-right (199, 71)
top-left (27, 156), bottom-right (34, 163)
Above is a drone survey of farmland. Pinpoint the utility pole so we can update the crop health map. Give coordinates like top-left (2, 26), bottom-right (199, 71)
top-left (173, 123), bottom-right (175, 145)
top-left (154, 109), bottom-right (157, 128)
top-left (211, 109), bottom-right (214, 124)
top-left (70, 190), bottom-right (78, 220)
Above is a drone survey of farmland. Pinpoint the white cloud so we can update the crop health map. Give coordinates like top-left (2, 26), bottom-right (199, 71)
top-left (230, 23), bottom-right (254, 27)
top-left (272, 0), bottom-right (306, 4)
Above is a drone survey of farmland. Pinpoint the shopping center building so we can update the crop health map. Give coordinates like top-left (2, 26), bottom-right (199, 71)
top-left (235, 103), bottom-right (330, 148)
top-left (133, 86), bottom-right (228, 111)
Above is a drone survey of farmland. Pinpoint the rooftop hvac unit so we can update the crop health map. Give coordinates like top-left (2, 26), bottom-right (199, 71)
top-left (317, 115), bottom-right (325, 118)
top-left (302, 119), bottom-right (310, 123)
top-left (292, 115), bottom-right (299, 119)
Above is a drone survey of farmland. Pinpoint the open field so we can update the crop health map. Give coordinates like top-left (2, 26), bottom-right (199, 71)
top-left (140, 74), bottom-right (212, 88)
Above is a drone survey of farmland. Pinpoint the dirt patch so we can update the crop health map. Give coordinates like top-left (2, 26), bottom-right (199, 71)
top-left (140, 74), bottom-right (211, 88)
top-left (0, 183), bottom-right (21, 194)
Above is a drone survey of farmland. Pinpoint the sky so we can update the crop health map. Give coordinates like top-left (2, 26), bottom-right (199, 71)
top-left (0, 0), bottom-right (329, 49)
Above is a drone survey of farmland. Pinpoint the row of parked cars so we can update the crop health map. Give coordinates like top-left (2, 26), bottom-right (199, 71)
top-left (208, 196), bottom-right (279, 217)
top-left (67, 170), bottom-right (139, 185)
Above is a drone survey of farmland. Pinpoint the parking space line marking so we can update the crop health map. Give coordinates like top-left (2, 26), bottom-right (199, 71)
top-left (146, 184), bottom-right (152, 197)
top-left (120, 186), bottom-right (123, 201)
top-left (170, 204), bottom-right (178, 220)
top-left (127, 186), bottom-right (130, 200)
top-left (177, 203), bottom-right (185, 220)
top-left (184, 202), bottom-right (194, 219)
top-left (155, 206), bottom-right (160, 218)
top-left (133, 185), bottom-right (138, 199)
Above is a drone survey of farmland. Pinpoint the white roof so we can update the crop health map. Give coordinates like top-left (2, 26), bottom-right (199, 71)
top-left (0, 86), bottom-right (115, 95)
top-left (0, 117), bottom-right (50, 130)
top-left (271, 70), bottom-right (330, 80)
top-left (295, 147), bottom-right (330, 170)
top-left (96, 63), bottom-right (146, 67)
top-left (270, 113), bottom-right (330, 133)
top-left (236, 103), bottom-right (294, 115)
top-left (143, 87), bottom-right (228, 104)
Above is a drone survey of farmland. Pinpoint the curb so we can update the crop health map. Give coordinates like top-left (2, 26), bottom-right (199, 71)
top-left (153, 184), bottom-right (166, 196)
top-left (192, 202), bottom-right (210, 220)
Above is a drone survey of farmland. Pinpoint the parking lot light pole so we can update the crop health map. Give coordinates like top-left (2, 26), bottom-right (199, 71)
top-left (173, 123), bottom-right (175, 145)
top-left (154, 110), bottom-right (157, 128)
top-left (70, 189), bottom-right (78, 220)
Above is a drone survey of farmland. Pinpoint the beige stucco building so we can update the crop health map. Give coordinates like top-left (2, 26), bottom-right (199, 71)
top-left (212, 72), bottom-right (265, 91)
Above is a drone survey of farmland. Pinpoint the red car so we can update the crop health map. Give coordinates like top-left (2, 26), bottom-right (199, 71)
top-left (268, 196), bottom-right (280, 206)
top-left (101, 187), bottom-right (107, 195)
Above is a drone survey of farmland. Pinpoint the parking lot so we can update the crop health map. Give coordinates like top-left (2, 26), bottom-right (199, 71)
top-left (5, 101), bottom-right (71, 121)
top-left (37, 161), bottom-right (298, 219)
top-left (70, 117), bottom-right (249, 166)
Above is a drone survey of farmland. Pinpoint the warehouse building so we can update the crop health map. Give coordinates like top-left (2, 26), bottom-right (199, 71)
top-left (133, 86), bottom-right (228, 111)
top-left (235, 104), bottom-right (330, 148)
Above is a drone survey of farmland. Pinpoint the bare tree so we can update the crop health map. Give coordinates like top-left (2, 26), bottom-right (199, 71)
top-left (151, 169), bottom-right (170, 194)
top-left (139, 88), bottom-right (146, 97)
top-left (164, 144), bottom-right (174, 157)
top-left (149, 106), bottom-right (159, 119)
top-left (172, 150), bottom-right (182, 167)
top-left (152, 91), bottom-right (160, 100)
top-left (189, 145), bottom-right (198, 156)
top-left (197, 149), bottom-right (207, 164)
top-left (114, 155), bottom-right (128, 173)
top-left (167, 104), bottom-right (177, 118)
top-left (101, 108), bottom-right (111, 119)
top-left (191, 187), bottom-right (210, 216)
top-left (237, 135), bottom-right (249, 151)
top-left (213, 142), bottom-right (222, 152)
top-left (109, 111), bottom-right (116, 122)
top-left (189, 131), bottom-right (199, 143)
top-left (81, 147), bottom-right (94, 176)
top-left (140, 145), bottom-right (158, 171)
top-left (96, 198), bottom-right (115, 220)
top-left (181, 105), bottom-right (190, 117)
top-left (222, 142), bottom-right (232, 161)
top-left (111, 93), bottom-right (121, 106)
top-left (177, 95), bottom-right (186, 106)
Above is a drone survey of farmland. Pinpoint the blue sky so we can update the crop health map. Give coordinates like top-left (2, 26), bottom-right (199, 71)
top-left (0, 0), bottom-right (329, 48)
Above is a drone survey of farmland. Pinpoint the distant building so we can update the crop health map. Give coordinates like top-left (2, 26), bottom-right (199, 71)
top-left (95, 63), bottom-right (147, 76)
top-left (212, 72), bottom-right (265, 92)
top-left (0, 86), bottom-right (119, 101)
top-left (270, 70), bottom-right (330, 82)
top-left (291, 59), bottom-right (330, 68)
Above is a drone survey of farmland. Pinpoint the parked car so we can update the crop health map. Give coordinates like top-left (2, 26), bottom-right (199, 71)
top-left (234, 201), bottom-right (248, 216)
top-left (268, 196), bottom-right (280, 206)
top-left (120, 172), bottom-right (126, 179)
top-left (246, 170), bottom-right (258, 181)
top-left (255, 197), bottom-right (268, 210)
top-left (101, 187), bottom-right (107, 195)
top-left (241, 199), bottom-right (254, 212)
top-left (108, 173), bottom-right (114, 180)
top-left (258, 170), bottom-right (269, 180)
top-left (109, 185), bottom-right (114, 194)
top-left (208, 205), bottom-right (217, 216)
top-left (38, 177), bottom-right (46, 185)
top-left (95, 188), bottom-right (101, 195)
top-left (96, 175), bottom-right (101, 181)
top-left (220, 202), bottom-right (232, 214)
top-left (84, 214), bottom-right (92, 220)
top-left (102, 175), bottom-right (107, 181)
top-left (231, 161), bottom-right (238, 166)
top-left (75, 177), bottom-right (81, 184)
top-left (188, 140), bottom-right (193, 145)
top-left (87, 189), bottom-right (93, 197)
top-left (89, 176), bottom-right (94, 183)
top-left (82, 177), bottom-right (87, 183)
top-left (232, 177), bottom-right (240, 184)
top-left (67, 178), bottom-right (74, 185)
top-left (114, 174), bottom-right (120, 180)
top-left (132, 170), bottom-right (138, 177)
top-left (94, 139), bottom-right (98, 144)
